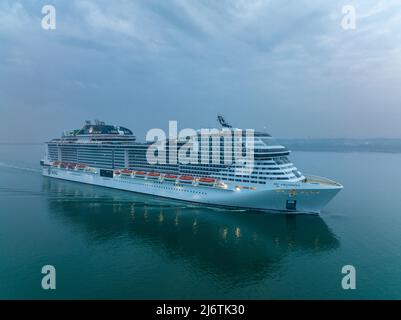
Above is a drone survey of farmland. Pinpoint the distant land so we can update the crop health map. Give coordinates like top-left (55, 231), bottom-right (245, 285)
top-left (277, 138), bottom-right (401, 153)
top-left (1, 139), bottom-right (401, 153)
top-left (0, 142), bottom-right (43, 145)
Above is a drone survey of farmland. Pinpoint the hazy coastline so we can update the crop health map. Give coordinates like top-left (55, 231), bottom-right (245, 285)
top-left (2, 139), bottom-right (401, 153)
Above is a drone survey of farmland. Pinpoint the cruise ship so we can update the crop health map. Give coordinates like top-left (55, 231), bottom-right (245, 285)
top-left (41, 118), bottom-right (342, 214)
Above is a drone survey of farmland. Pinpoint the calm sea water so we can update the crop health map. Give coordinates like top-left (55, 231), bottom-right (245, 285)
top-left (1, 144), bottom-right (401, 299)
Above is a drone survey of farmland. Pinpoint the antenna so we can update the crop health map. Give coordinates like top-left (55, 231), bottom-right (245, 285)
top-left (217, 115), bottom-right (232, 128)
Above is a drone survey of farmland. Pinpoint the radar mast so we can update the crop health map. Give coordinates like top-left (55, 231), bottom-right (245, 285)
top-left (217, 115), bottom-right (232, 128)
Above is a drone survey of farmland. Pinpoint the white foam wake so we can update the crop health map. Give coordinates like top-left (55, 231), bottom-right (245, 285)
top-left (0, 162), bottom-right (41, 173)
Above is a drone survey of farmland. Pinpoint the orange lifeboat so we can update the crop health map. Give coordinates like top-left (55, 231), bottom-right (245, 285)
top-left (164, 174), bottom-right (177, 180)
top-left (179, 175), bottom-right (194, 183)
top-left (198, 177), bottom-right (216, 184)
top-left (52, 161), bottom-right (60, 167)
top-left (114, 170), bottom-right (121, 175)
top-left (147, 172), bottom-right (160, 179)
top-left (76, 164), bottom-right (87, 170)
top-left (121, 169), bottom-right (132, 175)
top-left (67, 163), bottom-right (76, 170)
top-left (135, 171), bottom-right (146, 178)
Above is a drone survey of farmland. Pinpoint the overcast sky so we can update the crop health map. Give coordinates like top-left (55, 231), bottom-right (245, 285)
top-left (1, 0), bottom-right (401, 142)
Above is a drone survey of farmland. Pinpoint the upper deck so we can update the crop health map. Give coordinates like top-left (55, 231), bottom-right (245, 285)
top-left (50, 120), bottom-right (136, 144)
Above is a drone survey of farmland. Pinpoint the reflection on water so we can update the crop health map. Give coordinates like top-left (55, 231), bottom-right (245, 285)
top-left (5, 148), bottom-right (401, 298)
top-left (6, 146), bottom-right (401, 299)
top-left (42, 178), bottom-right (339, 286)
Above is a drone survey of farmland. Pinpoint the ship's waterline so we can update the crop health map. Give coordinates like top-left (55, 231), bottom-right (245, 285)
top-left (42, 167), bottom-right (341, 213)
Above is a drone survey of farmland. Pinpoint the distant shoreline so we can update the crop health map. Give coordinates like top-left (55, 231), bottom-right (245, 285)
top-left (276, 138), bottom-right (401, 154)
top-left (288, 148), bottom-right (401, 154)
top-left (2, 139), bottom-right (401, 153)
top-left (0, 143), bottom-right (43, 145)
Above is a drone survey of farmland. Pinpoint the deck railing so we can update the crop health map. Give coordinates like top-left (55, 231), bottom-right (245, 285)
top-left (304, 174), bottom-right (342, 186)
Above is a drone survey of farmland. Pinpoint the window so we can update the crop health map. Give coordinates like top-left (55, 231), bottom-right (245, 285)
top-left (292, 170), bottom-right (302, 178)
top-left (274, 156), bottom-right (290, 165)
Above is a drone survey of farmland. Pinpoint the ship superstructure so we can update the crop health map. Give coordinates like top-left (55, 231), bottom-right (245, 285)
top-left (41, 118), bottom-right (342, 213)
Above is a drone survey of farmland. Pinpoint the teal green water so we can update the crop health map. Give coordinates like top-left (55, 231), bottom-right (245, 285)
top-left (1, 145), bottom-right (401, 299)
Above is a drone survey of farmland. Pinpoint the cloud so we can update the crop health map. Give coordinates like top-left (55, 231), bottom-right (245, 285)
top-left (1, 0), bottom-right (401, 141)
top-left (0, 1), bottom-right (32, 35)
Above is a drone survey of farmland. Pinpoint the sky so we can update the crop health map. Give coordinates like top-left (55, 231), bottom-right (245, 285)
top-left (1, 0), bottom-right (401, 142)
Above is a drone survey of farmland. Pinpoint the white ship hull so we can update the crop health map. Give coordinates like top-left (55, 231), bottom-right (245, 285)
top-left (42, 166), bottom-right (342, 214)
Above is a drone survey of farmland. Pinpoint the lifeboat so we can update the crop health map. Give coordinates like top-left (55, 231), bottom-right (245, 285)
top-left (60, 162), bottom-right (67, 168)
top-left (179, 176), bottom-right (194, 183)
top-left (147, 172), bottom-right (160, 179)
top-left (215, 181), bottom-right (228, 189)
top-left (52, 161), bottom-right (60, 167)
top-left (135, 171), bottom-right (146, 178)
top-left (114, 170), bottom-right (121, 175)
top-left (76, 164), bottom-right (87, 170)
top-left (164, 174), bottom-right (177, 181)
top-left (67, 163), bottom-right (76, 170)
top-left (198, 177), bottom-right (216, 185)
top-left (120, 169), bottom-right (133, 176)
